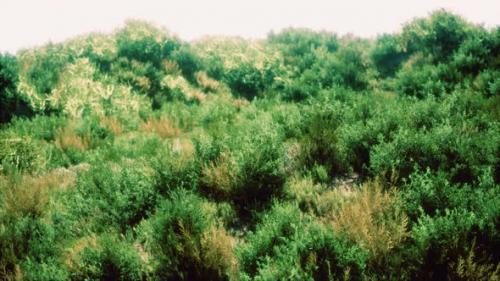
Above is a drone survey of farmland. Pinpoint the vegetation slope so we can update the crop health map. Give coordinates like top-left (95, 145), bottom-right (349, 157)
top-left (0, 9), bottom-right (499, 281)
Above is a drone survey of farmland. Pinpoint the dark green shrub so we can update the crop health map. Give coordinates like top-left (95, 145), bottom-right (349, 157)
top-left (409, 207), bottom-right (499, 280)
top-left (282, 69), bottom-right (322, 101)
top-left (474, 69), bottom-right (500, 97)
top-left (370, 119), bottom-right (499, 184)
top-left (238, 203), bottom-right (368, 280)
top-left (22, 260), bottom-right (69, 281)
top-left (70, 235), bottom-right (148, 281)
top-left (319, 44), bottom-right (370, 90)
top-left (452, 27), bottom-right (499, 76)
top-left (395, 61), bottom-right (447, 98)
top-left (25, 44), bottom-right (71, 97)
top-left (402, 10), bottom-right (471, 61)
top-left (0, 214), bottom-right (61, 281)
top-left (227, 116), bottom-right (287, 212)
top-left (268, 28), bottom-right (338, 71)
top-left (223, 62), bottom-right (265, 100)
top-left (171, 46), bottom-right (202, 83)
top-left (6, 115), bottom-right (66, 141)
top-left (144, 189), bottom-right (235, 280)
top-left (196, 112), bottom-right (287, 210)
top-left (299, 101), bottom-right (347, 176)
top-left (116, 21), bottom-right (168, 67)
top-left (69, 161), bottom-right (157, 231)
top-left (371, 34), bottom-right (409, 78)
top-left (0, 53), bottom-right (33, 123)
top-left (152, 142), bottom-right (199, 195)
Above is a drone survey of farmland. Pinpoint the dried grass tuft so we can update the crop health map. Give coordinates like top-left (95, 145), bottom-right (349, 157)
top-left (140, 116), bottom-right (181, 139)
top-left (329, 180), bottom-right (408, 257)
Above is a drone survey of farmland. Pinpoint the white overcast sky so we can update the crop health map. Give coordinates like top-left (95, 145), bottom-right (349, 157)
top-left (1, 0), bottom-right (499, 53)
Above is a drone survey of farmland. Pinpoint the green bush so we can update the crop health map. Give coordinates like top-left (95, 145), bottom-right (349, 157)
top-left (318, 43), bottom-right (370, 91)
top-left (268, 28), bottom-right (338, 72)
top-left (371, 34), bottom-right (408, 78)
top-left (143, 189), bottom-right (234, 280)
top-left (0, 53), bottom-right (33, 123)
top-left (171, 45), bottom-right (202, 83)
top-left (24, 44), bottom-right (71, 97)
top-left (22, 260), bottom-right (69, 281)
top-left (402, 10), bottom-right (471, 61)
top-left (238, 203), bottom-right (368, 280)
top-left (69, 234), bottom-right (148, 281)
top-left (409, 208), bottom-right (499, 280)
top-left (68, 161), bottom-right (157, 231)
top-left (299, 99), bottom-right (347, 176)
top-left (0, 135), bottom-right (42, 173)
top-left (116, 20), bottom-right (171, 67)
top-left (223, 62), bottom-right (265, 100)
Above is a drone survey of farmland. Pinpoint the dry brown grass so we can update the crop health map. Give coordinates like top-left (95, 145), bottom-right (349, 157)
top-left (232, 98), bottom-right (249, 110)
top-left (55, 123), bottom-right (89, 151)
top-left (201, 152), bottom-right (239, 200)
top-left (328, 180), bottom-right (408, 258)
top-left (162, 59), bottom-right (181, 75)
top-left (0, 169), bottom-right (76, 218)
top-left (195, 71), bottom-right (221, 92)
top-left (201, 226), bottom-right (238, 280)
top-left (140, 116), bottom-right (181, 139)
top-left (100, 116), bottom-right (123, 136)
top-left (134, 76), bottom-right (151, 92)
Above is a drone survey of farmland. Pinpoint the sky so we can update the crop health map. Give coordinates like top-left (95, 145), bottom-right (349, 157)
top-left (1, 0), bottom-right (499, 53)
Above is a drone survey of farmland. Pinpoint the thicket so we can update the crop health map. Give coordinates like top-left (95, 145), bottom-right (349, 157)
top-left (0, 9), bottom-right (498, 281)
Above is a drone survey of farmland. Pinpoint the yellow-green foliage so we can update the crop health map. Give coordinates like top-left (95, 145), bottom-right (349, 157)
top-left (0, 136), bottom-right (42, 172)
top-left (161, 74), bottom-right (206, 102)
top-left (195, 71), bottom-right (222, 92)
top-left (50, 58), bottom-right (147, 117)
top-left (64, 32), bottom-right (117, 59)
top-left (192, 36), bottom-right (284, 72)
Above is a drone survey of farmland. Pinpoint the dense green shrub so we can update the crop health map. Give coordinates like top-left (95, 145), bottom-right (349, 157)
top-left (402, 10), bottom-right (471, 61)
top-left (318, 43), bottom-right (371, 91)
top-left (238, 203), bottom-right (368, 280)
top-left (115, 20), bottom-right (172, 67)
top-left (371, 34), bottom-right (409, 78)
top-left (268, 28), bottom-right (338, 72)
top-left (152, 141), bottom-right (199, 195)
top-left (24, 44), bottom-right (71, 97)
top-left (299, 99), bottom-right (346, 176)
top-left (282, 69), bottom-right (322, 101)
top-left (171, 45), bottom-right (202, 83)
top-left (223, 62), bottom-right (265, 100)
top-left (409, 208), bottom-right (499, 280)
top-left (142, 189), bottom-right (234, 280)
top-left (0, 135), bottom-right (42, 173)
top-left (22, 260), bottom-right (70, 281)
top-left (0, 53), bottom-right (33, 123)
top-left (68, 161), bottom-right (157, 231)
top-left (69, 234), bottom-right (148, 281)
